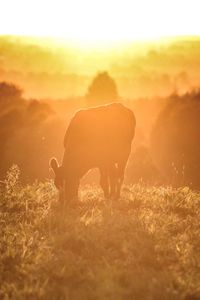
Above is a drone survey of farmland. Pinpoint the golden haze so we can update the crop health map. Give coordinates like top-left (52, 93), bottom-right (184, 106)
top-left (0, 36), bottom-right (199, 99)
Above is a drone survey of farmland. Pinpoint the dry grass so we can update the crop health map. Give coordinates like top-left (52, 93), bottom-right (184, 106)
top-left (1, 166), bottom-right (200, 299)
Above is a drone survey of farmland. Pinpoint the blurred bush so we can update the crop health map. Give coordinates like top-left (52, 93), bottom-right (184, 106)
top-left (151, 91), bottom-right (200, 188)
top-left (126, 146), bottom-right (160, 184)
top-left (0, 82), bottom-right (64, 181)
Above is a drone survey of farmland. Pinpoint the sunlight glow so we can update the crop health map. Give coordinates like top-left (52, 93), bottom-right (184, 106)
top-left (1, 0), bottom-right (200, 44)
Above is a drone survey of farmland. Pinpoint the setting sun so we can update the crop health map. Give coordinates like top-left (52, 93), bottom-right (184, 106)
top-left (1, 0), bottom-right (200, 44)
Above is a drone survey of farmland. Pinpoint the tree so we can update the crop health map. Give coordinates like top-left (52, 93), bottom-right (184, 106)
top-left (86, 72), bottom-right (119, 105)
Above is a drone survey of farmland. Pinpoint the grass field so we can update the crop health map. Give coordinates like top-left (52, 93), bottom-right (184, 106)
top-left (1, 166), bottom-right (200, 300)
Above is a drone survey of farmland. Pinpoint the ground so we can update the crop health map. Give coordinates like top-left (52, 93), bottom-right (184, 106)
top-left (0, 166), bottom-right (200, 300)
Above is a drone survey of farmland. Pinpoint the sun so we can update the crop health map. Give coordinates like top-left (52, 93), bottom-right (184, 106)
top-left (1, 0), bottom-right (200, 45)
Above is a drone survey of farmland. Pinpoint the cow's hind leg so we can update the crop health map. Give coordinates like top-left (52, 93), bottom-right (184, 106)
top-left (99, 168), bottom-right (109, 199)
top-left (109, 164), bottom-right (118, 200)
top-left (116, 157), bottom-right (129, 199)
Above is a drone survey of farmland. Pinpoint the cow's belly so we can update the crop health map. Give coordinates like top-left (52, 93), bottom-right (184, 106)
top-left (76, 143), bottom-right (130, 167)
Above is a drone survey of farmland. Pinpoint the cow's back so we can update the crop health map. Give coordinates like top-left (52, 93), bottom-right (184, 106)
top-left (64, 103), bottom-right (135, 166)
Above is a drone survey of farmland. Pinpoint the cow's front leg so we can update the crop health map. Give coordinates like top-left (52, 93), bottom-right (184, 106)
top-left (62, 178), bottom-right (80, 207)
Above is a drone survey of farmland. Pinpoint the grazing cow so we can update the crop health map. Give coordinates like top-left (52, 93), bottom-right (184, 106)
top-left (50, 103), bottom-right (136, 203)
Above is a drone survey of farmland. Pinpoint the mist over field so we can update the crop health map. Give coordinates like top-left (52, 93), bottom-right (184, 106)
top-left (0, 35), bottom-right (200, 299)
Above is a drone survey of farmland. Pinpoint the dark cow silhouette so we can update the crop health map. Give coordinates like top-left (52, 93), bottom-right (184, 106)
top-left (50, 103), bottom-right (136, 202)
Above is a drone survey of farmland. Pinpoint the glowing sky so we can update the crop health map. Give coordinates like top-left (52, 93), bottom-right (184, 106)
top-left (1, 0), bottom-right (200, 43)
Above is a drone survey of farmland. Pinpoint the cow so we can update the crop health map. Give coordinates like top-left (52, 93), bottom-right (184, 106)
top-left (50, 103), bottom-right (136, 203)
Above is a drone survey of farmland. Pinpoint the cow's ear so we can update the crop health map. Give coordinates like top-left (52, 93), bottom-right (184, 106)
top-left (50, 158), bottom-right (59, 174)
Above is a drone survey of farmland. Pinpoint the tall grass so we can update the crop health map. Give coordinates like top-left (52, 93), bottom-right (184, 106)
top-left (0, 166), bottom-right (200, 299)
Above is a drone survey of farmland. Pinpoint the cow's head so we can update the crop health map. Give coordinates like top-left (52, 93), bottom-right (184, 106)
top-left (50, 157), bottom-right (79, 203)
top-left (50, 158), bottom-right (64, 190)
